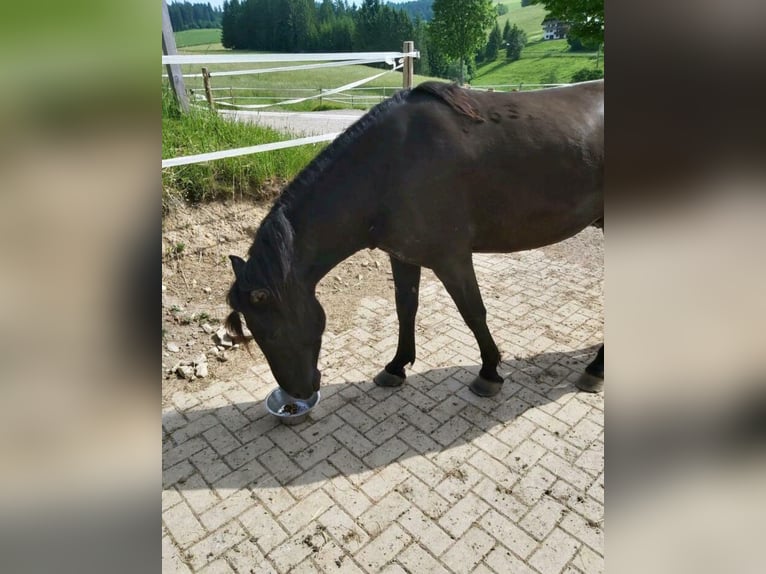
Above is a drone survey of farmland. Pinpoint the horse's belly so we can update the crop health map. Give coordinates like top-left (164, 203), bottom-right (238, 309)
top-left (469, 197), bottom-right (601, 253)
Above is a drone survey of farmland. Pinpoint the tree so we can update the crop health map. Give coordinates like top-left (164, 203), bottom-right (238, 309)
top-left (430, 0), bottom-right (495, 84)
top-left (505, 24), bottom-right (526, 61)
top-left (484, 22), bottom-right (501, 61)
top-left (530, 0), bottom-right (603, 46)
top-left (571, 67), bottom-right (603, 82)
top-left (502, 20), bottom-right (511, 43)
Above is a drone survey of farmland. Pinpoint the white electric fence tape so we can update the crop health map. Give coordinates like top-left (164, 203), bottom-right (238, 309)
top-left (213, 63), bottom-right (402, 111)
top-left (161, 133), bottom-right (340, 169)
top-left (162, 51), bottom-right (418, 167)
top-left (162, 51), bottom-right (418, 65)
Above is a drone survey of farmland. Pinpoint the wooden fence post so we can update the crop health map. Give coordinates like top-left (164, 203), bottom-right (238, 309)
top-left (202, 67), bottom-right (215, 110)
top-left (402, 40), bottom-right (414, 90)
top-left (161, 0), bottom-right (189, 112)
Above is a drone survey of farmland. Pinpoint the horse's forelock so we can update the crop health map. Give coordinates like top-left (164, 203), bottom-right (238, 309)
top-left (224, 309), bottom-right (253, 355)
top-left (246, 207), bottom-right (295, 300)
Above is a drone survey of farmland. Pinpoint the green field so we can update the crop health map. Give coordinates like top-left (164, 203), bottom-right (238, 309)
top-left (167, 43), bottom-right (443, 111)
top-left (473, 3), bottom-right (603, 86)
top-left (174, 28), bottom-right (222, 48)
top-left (494, 1), bottom-right (547, 42)
top-left (474, 39), bottom-right (603, 86)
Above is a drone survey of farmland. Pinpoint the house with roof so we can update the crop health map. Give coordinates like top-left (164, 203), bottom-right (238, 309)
top-left (542, 18), bottom-right (568, 40)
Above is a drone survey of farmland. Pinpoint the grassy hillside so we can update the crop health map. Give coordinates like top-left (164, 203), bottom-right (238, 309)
top-left (474, 38), bottom-right (603, 86)
top-left (495, 1), bottom-right (547, 42)
top-left (174, 28), bottom-right (222, 48)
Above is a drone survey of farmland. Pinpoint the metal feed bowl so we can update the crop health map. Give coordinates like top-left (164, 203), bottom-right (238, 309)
top-left (265, 388), bottom-right (320, 425)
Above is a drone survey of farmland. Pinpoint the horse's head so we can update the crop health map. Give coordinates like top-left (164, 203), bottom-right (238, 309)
top-left (226, 253), bottom-right (325, 400)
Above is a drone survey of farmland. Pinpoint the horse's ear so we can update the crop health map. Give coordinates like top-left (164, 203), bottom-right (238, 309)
top-left (229, 255), bottom-right (246, 280)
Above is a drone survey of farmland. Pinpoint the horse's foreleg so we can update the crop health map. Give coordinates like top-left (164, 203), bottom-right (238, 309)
top-left (433, 257), bottom-right (504, 397)
top-left (576, 344), bottom-right (604, 392)
top-left (373, 257), bottom-right (421, 388)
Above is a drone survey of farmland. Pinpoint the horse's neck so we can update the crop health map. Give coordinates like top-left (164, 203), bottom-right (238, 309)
top-left (287, 189), bottom-right (374, 287)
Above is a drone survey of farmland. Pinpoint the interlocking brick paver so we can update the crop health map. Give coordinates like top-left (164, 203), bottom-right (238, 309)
top-left (398, 543), bottom-right (450, 574)
top-left (265, 523), bottom-right (320, 573)
top-left (357, 491), bottom-right (410, 536)
top-left (354, 523), bottom-right (411, 573)
top-left (163, 535), bottom-right (193, 573)
top-left (199, 489), bottom-right (255, 531)
top-left (472, 478), bottom-right (527, 524)
top-left (398, 507), bottom-right (454, 556)
top-left (325, 475), bottom-right (373, 518)
top-left (164, 460), bottom-right (196, 489)
top-left (163, 244), bottom-right (603, 573)
top-left (519, 497), bottom-right (567, 541)
top-left (181, 474), bottom-right (221, 514)
top-left (360, 463), bottom-right (409, 501)
top-left (198, 559), bottom-right (236, 574)
top-left (440, 526), bottom-right (495, 573)
top-left (186, 521), bottom-right (247, 571)
top-left (438, 492), bottom-right (490, 538)
top-left (238, 504), bottom-right (289, 554)
top-left (163, 500), bottom-right (206, 548)
top-left (203, 424), bottom-right (241, 457)
top-left (317, 506), bottom-right (370, 553)
top-left (278, 489), bottom-right (335, 534)
top-left (484, 546), bottom-right (537, 574)
top-left (528, 528), bottom-right (580, 574)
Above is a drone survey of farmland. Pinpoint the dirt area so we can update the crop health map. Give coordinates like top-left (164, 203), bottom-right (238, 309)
top-left (161, 199), bottom-right (395, 405)
top-left (162, 199), bottom-right (603, 405)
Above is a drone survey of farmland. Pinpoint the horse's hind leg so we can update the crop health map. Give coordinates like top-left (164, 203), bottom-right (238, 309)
top-left (576, 344), bottom-right (604, 392)
top-left (432, 256), bottom-right (504, 397)
top-left (374, 257), bottom-right (421, 387)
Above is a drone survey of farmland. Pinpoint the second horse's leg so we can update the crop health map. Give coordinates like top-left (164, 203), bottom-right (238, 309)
top-left (576, 344), bottom-right (604, 392)
top-left (374, 257), bottom-right (421, 387)
top-left (432, 256), bottom-right (504, 397)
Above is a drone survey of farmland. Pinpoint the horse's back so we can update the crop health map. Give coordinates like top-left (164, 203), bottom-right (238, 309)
top-left (377, 82), bottom-right (603, 256)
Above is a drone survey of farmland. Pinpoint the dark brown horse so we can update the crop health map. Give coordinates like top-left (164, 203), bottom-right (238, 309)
top-left (226, 81), bottom-right (604, 400)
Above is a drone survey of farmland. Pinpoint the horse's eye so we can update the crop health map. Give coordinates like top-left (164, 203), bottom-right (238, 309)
top-left (250, 289), bottom-right (270, 305)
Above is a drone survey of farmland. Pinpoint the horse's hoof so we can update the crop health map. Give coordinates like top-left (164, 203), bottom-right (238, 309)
top-left (373, 369), bottom-right (405, 388)
top-left (469, 376), bottom-right (503, 397)
top-left (575, 371), bottom-right (604, 393)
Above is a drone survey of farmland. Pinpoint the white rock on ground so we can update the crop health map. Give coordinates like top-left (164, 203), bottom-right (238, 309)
top-left (166, 342), bottom-right (180, 353)
top-left (176, 365), bottom-right (195, 380)
top-left (195, 363), bottom-right (208, 378)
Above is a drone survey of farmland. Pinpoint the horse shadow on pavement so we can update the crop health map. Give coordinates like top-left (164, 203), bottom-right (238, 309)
top-left (163, 344), bottom-right (603, 494)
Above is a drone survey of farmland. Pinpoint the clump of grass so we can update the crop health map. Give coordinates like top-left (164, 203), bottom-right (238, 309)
top-left (162, 89), bottom-right (322, 208)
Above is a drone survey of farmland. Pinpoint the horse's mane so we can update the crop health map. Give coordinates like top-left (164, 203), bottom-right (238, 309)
top-left (413, 81), bottom-right (485, 122)
top-left (233, 88), bottom-right (413, 299)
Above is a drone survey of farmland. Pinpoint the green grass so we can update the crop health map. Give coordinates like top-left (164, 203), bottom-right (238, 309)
top-left (473, 39), bottom-right (603, 86)
top-left (168, 44), bottom-right (444, 111)
top-left (174, 28), bottom-right (222, 48)
top-left (494, 1), bottom-right (548, 42)
top-left (162, 89), bottom-right (321, 207)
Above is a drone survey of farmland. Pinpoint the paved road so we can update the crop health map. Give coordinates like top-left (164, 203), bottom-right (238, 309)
top-left (220, 109), bottom-right (366, 138)
top-left (162, 244), bottom-right (604, 574)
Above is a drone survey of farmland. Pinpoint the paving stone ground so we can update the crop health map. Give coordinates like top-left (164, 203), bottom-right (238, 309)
top-left (163, 245), bottom-right (604, 574)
